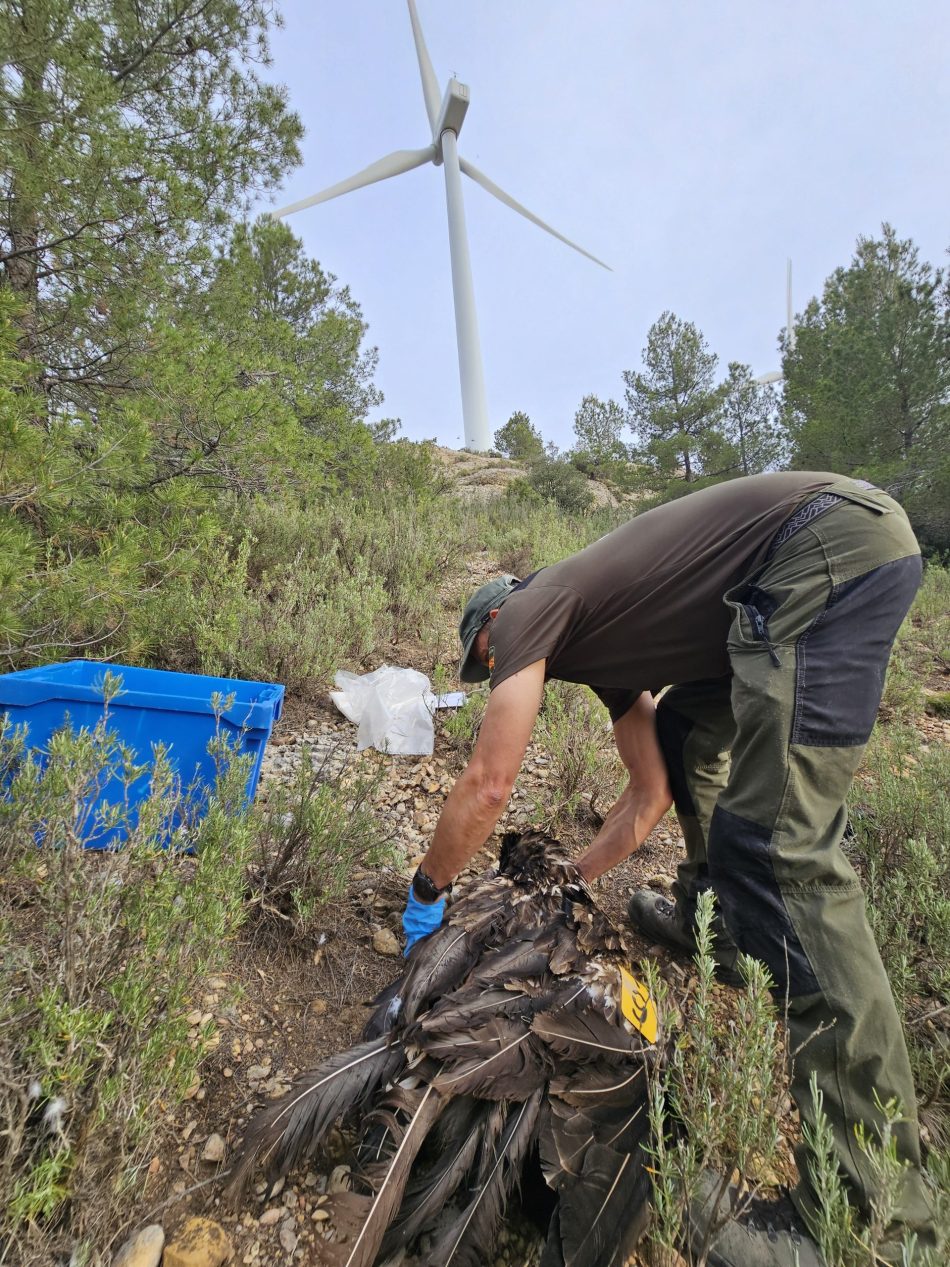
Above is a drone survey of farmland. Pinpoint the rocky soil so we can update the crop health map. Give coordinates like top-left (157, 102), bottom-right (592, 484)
top-left (112, 532), bottom-right (949, 1267)
top-left (430, 443), bottom-right (623, 507)
top-left (128, 686), bottom-right (699, 1266)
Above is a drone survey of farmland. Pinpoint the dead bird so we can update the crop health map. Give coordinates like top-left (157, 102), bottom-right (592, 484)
top-left (226, 829), bottom-right (663, 1267)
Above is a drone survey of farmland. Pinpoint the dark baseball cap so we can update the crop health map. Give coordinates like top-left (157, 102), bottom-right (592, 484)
top-left (458, 575), bottom-right (519, 683)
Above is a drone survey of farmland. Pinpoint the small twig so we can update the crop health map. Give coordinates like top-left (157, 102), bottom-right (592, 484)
top-left (143, 1169), bottom-right (231, 1221)
top-left (908, 1002), bottom-right (949, 1027)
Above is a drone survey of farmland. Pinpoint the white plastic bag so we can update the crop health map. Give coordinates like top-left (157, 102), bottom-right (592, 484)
top-left (331, 666), bottom-right (436, 755)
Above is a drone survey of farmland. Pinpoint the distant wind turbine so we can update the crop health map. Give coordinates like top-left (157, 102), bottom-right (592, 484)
top-left (754, 259), bottom-right (796, 385)
top-left (269, 0), bottom-right (610, 452)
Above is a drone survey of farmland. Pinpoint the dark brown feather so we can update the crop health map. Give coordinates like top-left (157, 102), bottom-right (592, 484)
top-left (228, 830), bottom-right (662, 1267)
top-left (224, 1037), bottom-right (403, 1203)
top-left (423, 1089), bottom-right (544, 1267)
top-left (339, 1084), bottom-right (443, 1267)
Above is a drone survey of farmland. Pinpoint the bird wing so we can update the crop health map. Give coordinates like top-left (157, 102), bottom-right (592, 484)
top-left (225, 1037), bottom-right (404, 1202)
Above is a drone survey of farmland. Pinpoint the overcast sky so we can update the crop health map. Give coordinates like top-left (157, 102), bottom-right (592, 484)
top-left (254, 1), bottom-right (950, 451)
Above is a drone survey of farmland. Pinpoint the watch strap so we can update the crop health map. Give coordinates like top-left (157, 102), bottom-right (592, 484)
top-left (411, 865), bottom-right (452, 904)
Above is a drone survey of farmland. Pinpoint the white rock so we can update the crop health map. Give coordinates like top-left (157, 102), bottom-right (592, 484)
top-left (111, 1224), bottom-right (165, 1267)
top-left (328, 1165), bottom-right (351, 1193)
top-left (201, 1133), bottom-right (226, 1163)
top-left (372, 928), bottom-right (400, 957)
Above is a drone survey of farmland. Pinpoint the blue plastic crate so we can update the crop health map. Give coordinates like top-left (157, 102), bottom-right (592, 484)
top-left (0, 660), bottom-right (284, 849)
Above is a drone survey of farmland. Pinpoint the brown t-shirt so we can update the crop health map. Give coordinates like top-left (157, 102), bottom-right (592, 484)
top-left (488, 471), bottom-right (842, 721)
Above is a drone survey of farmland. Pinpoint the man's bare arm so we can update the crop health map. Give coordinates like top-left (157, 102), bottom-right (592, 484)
top-left (575, 691), bottom-right (673, 882)
top-left (419, 660), bottom-right (546, 889)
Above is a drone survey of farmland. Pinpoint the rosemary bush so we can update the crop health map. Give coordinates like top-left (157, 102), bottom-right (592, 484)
top-left (0, 697), bottom-right (253, 1261)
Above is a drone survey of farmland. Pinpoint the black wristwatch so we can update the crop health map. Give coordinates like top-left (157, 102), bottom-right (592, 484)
top-left (411, 865), bottom-right (452, 904)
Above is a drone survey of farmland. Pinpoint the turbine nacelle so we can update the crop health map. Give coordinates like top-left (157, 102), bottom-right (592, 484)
top-left (432, 79), bottom-right (470, 164)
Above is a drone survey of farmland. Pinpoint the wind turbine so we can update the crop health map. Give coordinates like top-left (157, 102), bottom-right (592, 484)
top-left (754, 259), bottom-right (796, 385)
top-left (269, 0), bottom-right (609, 452)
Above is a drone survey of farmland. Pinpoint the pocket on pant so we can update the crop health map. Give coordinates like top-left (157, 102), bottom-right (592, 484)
top-left (725, 582), bottom-right (779, 652)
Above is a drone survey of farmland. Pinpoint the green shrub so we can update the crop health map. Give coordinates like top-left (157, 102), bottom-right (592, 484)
top-left (881, 564), bottom-right (950, 719)
top-left (0, 693), bottom-right (253, 1257)
top-left (645, 892), bottom-right (788, 1265)
top-left (188, 487), bottom-right (472, 690)
top-left (531, 681), bottom-right (623, 837)
top-left (324, 491), bottom-right (469, 640)
top-left (474, 489), bottom-right (627, 576)
top-left (849, 729), bottom-right (950, 1119)
top-left (526, 454), bottom-right (595, 513)
top-left (247, 747), bottom-right (394, 932)
top-left (438, 684), bottom-right (489, 768)
top-left (803, 1076), bottom-right (949, 1266)
top-left (190, 530), bottom-right (388, 690)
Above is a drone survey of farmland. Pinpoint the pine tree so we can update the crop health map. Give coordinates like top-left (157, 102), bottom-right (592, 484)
top-left (0, 0), bottom-right (302, 411)
top-left (623, 312), bottom-right (730, 485)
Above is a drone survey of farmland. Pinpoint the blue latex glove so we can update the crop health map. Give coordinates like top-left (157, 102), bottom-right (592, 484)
top-left (402, 886), bottom-right (446, 957)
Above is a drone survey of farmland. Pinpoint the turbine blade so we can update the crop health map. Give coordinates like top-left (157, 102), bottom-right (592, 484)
top-left (786, 258), bottom-right (796, 352)
top-left (754, 370), bottom-right (783, 385)
top-left (270, 146), bottom-right (437, 220)
top-left (459, 157), bottom-right (611, 271)
top-left (407, 0), bottom-right (442, 130)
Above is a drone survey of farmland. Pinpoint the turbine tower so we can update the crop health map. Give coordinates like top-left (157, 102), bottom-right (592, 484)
top-left (755, 259), bottom-right (796, 385)
top-left (269, 0), bottom-right (609, 452)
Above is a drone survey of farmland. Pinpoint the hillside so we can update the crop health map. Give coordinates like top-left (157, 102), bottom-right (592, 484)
top-left (5, 522), bottom-right (940, 1267)
top-left (430, 444), bottom-right (623, 507)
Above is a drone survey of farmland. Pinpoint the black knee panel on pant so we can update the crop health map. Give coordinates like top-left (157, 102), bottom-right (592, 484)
top-left (708, 804), bottom-right (821, 996)
top-left (655, 701), bottom-right (697, 818)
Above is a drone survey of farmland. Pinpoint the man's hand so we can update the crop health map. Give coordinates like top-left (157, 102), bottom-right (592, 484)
top-left (576, 691), bottom-right (673, 881)
top-left (402, 886), bottom-right (446, 956)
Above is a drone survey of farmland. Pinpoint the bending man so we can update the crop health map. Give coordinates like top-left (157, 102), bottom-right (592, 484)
top-left (401, 470), bottom-right (935, 1264)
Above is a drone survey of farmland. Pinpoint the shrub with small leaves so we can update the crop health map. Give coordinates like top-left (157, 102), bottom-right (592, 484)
top-left (531, 681), bottom-right (623, 838)
top-left (0, 701), bottom-right (253, 1257)
top-left (247, 746), bottom-right (394, 932)
top-left (644, 891), bottom-right (789, 1266)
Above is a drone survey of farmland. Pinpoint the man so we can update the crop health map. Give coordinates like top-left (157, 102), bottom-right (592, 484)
top-left (400, 470), bottom-right (936, 1264)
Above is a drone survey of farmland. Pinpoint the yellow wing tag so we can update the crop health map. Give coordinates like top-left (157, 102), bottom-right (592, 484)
top-left (619, 966), bottom-right (659, 1044)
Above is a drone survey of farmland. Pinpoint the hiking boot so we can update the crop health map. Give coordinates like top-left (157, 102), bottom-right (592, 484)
top-left (627, 888), bottom-right (742, 987)
top-left (687, 1170), bottom-right (825, 1267)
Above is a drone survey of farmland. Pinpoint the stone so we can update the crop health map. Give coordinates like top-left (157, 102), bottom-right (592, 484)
top-left (202, 1133), bottom-right (226, 1163)
top-left (372, 928), bottom-right (400, 957)
top-left (164, 1217), bottom-right (233, 1267)
top-left (279, 1222), bottom-right (298, 1254)
top-left (258, 1208), bottom-right (281, 1227)
top-left (646, 872), bottom-right (676, 891)
top-left (111, 1224), bottom-right (165, 1267)
top-left (327, 1165), bottom-right (351, 1194)
top-left (246, 1064), bottom-right (270, 1081)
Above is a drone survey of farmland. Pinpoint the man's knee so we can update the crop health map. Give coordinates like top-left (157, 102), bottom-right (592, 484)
top-left (707, 804), bottom-right (821, 996)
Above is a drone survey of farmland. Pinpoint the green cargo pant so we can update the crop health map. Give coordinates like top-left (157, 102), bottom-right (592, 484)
top-left (655, 482), bottom-right (934, 1238)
